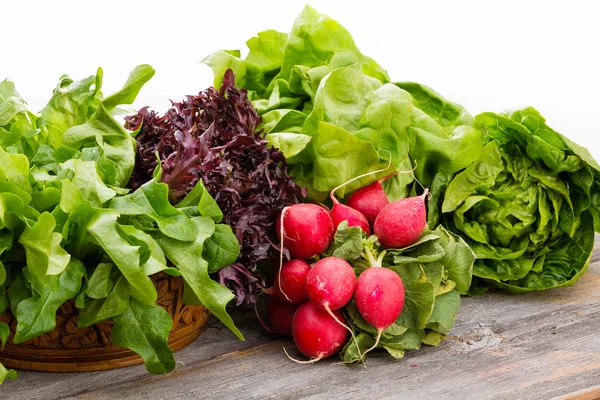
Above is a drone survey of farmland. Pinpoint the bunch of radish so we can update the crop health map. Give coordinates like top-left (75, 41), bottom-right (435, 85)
top-left (261, 171), bottom-right (429, 363)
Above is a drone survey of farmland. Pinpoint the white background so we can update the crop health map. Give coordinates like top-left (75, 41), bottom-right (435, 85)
top-left (2, 0), bottom-right (599, 160)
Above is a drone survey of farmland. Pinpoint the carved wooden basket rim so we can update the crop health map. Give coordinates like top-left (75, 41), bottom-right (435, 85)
top-left (0, 273), bottom-right (210, 373)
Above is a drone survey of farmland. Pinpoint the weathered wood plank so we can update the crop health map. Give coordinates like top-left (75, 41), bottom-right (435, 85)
top-left (4, 248), bottom-right (600, 400)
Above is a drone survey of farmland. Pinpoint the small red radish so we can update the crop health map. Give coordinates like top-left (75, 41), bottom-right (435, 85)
top-left (374, 189), bottom-right (428, 248)
top-left (330, 202), bottom-right (371, 234)
top-left (277, 204), bottom-right (334, 260)
top-left (266, 296), bottom-right (300, 336)
top-left (329, 179), bottom-right (371, 235)
top-left (346, 181), bottom-right (390, 226)
top-left (354, 267), bottom-right (405, 357)
top-left (290, 302), bottom-right (349, 361)
top-left (304, 256), bottom-right (363, 362)
top-left (305, 257), bottom-right (356, 312)
top-left (264, 259), bottom-right (311, 304)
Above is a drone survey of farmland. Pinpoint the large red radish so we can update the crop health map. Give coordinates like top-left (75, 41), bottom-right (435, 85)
top-left (264, 259), bottom-right (311, 304)
top-left (346, 181), bottom-right (390, 226)
top-left (305, 257), bottom-right (356, 311)
top-left (277, 204), bottom-right (334, 260)
top-left (289, 302), bottom-right (349, 362)
top-left (266, 296), bottom-right (300, 336)
top-left (355, 267), bottom-right (405, 355)
top-left (374, 189), bottom-right (428, 248)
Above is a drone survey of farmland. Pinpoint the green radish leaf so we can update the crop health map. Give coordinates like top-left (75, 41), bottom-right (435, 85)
top-left (390, 264), bottom-right (435, 330)
top-left (340, 332), bottom-right (375, 364)
top-left (380, 328), bottom-right (423, 351)
top-left (382, 346), bottom-right (405, 359)
top-left (421, 330), bottom-right (444, 346)
top-left (110, 298), bottom-right (175, 375)
top-left (331, 221), bottom-right (363, 261)
top-left (427, 290), bottom-right (460, 333)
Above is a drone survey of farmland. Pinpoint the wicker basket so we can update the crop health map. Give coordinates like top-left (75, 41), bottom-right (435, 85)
top-left (0, 273), bottom-right (209, 372)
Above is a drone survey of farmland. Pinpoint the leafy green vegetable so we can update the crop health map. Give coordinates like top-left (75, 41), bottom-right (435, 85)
top-left (436, 107), bottom-right (600, 292)
top-left (0, 363), bottom-right (16, 385)
top-left (0, 65), bottom-right (245, 382)
top-left (203, 224), bottom-right (240, 274)
top-left (110, 182), bottom-right (199, 241)
top-left (13, 259), bottom-right (85, 343)
top-left (110, 298), bottom-right (175, 374)
top-left (153, 217), bottom-right (244, 341)
top-left (204, 7), bottom-right (488, 201)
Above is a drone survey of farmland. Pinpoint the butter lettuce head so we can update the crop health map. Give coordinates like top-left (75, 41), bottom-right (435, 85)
top-left (439, 107), bottom-right (600, 292)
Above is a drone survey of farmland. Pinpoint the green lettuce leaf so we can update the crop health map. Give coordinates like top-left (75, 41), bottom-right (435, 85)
top-left (153, 217), bottom-right (244, 340)
top-left (39, 69), bottom-right (102, 148)
top-left (111, 182), bottom-right (198, 241)
top-left (13, 259), bottom-right (85, 343)
top-left (0, 363), bottom-right (16, 385)
top-left (110, 298), bottom-right (175, 374)
top-left (78, 275), bottom-right (130, 327)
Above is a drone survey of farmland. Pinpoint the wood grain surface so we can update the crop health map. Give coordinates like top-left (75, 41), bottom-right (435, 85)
top-left (3, 245), bottom-right (600, 400)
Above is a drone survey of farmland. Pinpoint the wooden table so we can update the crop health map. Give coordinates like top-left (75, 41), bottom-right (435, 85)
top-left (4, 246), bottom-right (600, 400)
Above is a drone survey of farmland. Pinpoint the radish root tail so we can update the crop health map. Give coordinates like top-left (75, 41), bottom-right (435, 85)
top-left (323, 304), bottom-right (365, 364)
top-left (283, 347), bottom-right (322, 364)
top-left (361, 328), bottom-right (383, 359)
top-left (278, 207), bottom-right (292, 303)
top-left (254, 292), bottom-right (274, 334)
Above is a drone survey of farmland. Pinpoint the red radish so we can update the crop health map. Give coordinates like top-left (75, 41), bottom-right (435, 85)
top-left (264, 259), bottom-right (311, 304)
top-left (266, 296), bottom-right (300, 336)
top-left (330, 202), bottom-right (370, 234)
top-left (355, 268), bottom-right (405, 328)
top-left (277, 204), bottom-right (334, 260)
top-left (329, 178), bottom-right (370, 235)
top-left (304, 256), bottom-right (363, 362)
top-left (374, 189), bottom-right (428, 248)
top-left (305, 257), bottom-right (356, 311)
top-left (346, 181), bottom-right (390, 226)
top-left (290, 302), bottom-right (349, 361)
top-left (355, 267), bottom-right (405, 356)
